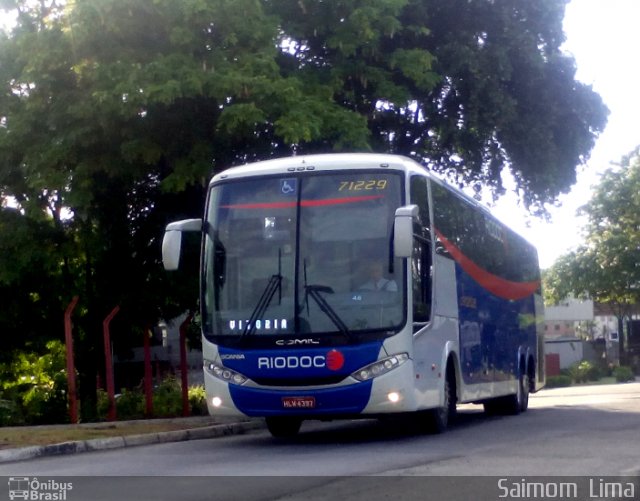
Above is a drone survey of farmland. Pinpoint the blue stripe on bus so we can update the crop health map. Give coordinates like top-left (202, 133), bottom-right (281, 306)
top-left (456, 262), bottom-right (537, 385)
top-left (218, 342), bottom-right (382, 382)
top-left (218, 342), bottom-right (382, 415)
top-left (228, 381), bottom-right (374, 416)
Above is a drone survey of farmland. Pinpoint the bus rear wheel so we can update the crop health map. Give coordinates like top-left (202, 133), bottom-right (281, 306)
top-left (484, 372), bottom-right (530, 415)
top-left (506, 371), bottom-right (530, 415)
top-left (517, 372), bottom-right (530, 412)
top-left (265, 417), bottom-right (302, 438)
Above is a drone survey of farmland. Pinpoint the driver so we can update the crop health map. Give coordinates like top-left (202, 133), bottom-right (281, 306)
top-left (359, 261), bottom-right (397, 292)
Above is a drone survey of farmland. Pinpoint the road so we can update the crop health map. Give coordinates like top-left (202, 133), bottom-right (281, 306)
top-left (1, 382), bottom-right (639, 500)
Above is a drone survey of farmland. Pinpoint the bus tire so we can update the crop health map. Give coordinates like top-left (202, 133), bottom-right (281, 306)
top-left (511, 370), bottom-right (530, 414)
top-left (519, 371), bottom-right (530, 413)
top-left (265, 417), bottom-right (302, 438)
top-left (503, 371), bottom-right (530, 415)
top-left (483, 371), bottom-right (530, 415)
top-left (427, 365), bottom-right (456, 433)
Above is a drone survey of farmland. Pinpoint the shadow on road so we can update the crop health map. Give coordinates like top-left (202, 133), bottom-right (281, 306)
top-left (258, 404), bottom-right (519, 445)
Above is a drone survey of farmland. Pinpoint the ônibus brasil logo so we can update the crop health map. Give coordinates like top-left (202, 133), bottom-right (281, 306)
top-left (8, 477), bottom-right (73, 500)
top-left (257, 350), bottom-right (345, 371)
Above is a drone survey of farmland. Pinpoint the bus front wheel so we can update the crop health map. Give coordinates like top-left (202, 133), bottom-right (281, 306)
top-left (427, 366), bottom-right (457, 433)
top-left (265, 417), bottom-right (302, 438)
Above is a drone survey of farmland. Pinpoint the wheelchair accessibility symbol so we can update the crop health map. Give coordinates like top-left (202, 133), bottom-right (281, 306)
top-left (280, 179), bottom-right (296, 195)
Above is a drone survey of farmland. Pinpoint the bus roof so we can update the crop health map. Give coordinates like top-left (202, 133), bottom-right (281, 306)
top-left (210, 153), bottom-right (422, 184)
top-left (209, 153), bottom-right (506, 236)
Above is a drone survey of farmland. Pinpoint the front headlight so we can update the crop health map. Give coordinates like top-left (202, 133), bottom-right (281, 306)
top-left (351, 353), bottom-right (409, 382)
top-left (204, 360), bottom-right (248, 385)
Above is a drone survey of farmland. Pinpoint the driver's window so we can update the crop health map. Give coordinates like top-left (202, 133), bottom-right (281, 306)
top-left (410, 176), bottom-right (432, 327)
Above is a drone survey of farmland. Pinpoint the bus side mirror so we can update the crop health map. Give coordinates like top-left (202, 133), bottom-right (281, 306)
top-left (162, 219), bottom-right (203, 270)
top-left (393, 205), bottom-right (418, 258)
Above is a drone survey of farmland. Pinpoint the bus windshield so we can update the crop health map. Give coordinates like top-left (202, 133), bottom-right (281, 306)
top-left (202, 172), bottom-right (405, 344)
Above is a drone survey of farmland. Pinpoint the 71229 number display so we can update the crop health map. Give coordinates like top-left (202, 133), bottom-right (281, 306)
top-left (338, 179), bottom-right (387, 191)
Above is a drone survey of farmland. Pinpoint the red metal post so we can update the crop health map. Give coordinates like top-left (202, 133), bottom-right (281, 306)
top-left (143, 326), bottom-right (153, 417)
top-left (103, 306), bottom-right (120, 421)
top-left (64, 296), bottom-right (80, 424)
top-left (179, 313), bottom-right (194, 417)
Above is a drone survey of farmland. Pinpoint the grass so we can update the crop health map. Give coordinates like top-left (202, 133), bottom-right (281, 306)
top-left (0, 419), bottom-right (216, 449)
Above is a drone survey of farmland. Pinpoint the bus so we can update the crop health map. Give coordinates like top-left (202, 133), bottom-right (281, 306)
top-left (162, 153), bottom-right (545, 437)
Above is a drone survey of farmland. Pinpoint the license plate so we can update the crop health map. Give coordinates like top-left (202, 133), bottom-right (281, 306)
top-left (282, 396), bottom-right (316, 409)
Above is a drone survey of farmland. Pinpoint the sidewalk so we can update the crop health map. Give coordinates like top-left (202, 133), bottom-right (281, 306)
top-left (0, 416), bottom-right (264, 464)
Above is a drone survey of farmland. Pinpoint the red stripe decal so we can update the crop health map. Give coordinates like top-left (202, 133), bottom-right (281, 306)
top-left (222, 195), bottom-right (383, 210)
top-left (434, 229), bottom-right (539, 301)
top-left (221, 201), bottom-right (296, 209)
top-left (301, 195), bottom-right (383, 207)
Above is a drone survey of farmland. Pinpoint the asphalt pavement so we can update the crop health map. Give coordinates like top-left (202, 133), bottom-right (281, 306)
top-left (4, 378), bottom-right (638, 465)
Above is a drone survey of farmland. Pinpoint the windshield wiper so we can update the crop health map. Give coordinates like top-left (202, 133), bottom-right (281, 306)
top-left (304, 284), bottom-right (352, 341)
top-left (243, 250), bottom-right (282, 338)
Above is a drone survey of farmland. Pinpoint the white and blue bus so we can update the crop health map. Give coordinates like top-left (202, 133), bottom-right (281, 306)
top-left (162, 153), bottom-right (544, 437)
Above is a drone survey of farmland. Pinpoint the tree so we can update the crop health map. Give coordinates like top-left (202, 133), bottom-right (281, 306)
top-left (0, 0), bottom-right (608, 419)
top-left (1, 0), bottom-right (375, 418)
top-left (580, 147), bottom-right (640, 302)
top-left (544, 147), bottom-right (640, 362)
top-left (0, 208), bottom-right (67, 361)
top-left (1, 0), bottom-right (603, 211)
top-left (267, 0), bottom-right (608, 213)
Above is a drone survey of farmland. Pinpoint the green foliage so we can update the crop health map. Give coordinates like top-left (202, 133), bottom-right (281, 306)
top-left (0, 339), bottom-right (205, 424)
top-left (188, 385), bottom-right (207, 416)
top-left (0, 0), bottom-right (607, 225)
top-left (565, 360), bottom-right (601, 384)
top-left (116, 389), bottom-right (145, 421)
top-left (0, 209), bottom-right (67, 359)
top-left (582, 361), bottom-right (602, 382)
top-left (0, 399), bottom-right (23, 426)
top-left (0, 340), bottom-right (69, 424)
top-left (268, 0), bottom-right (607, 212)
top-left (566, 362), bottom-right (586, 384)
top-left (542, 254), bottom-right (589, 306)
top-left (96, 379), bottom-right (206, 421)
top-left (545, 375), bottom-right (572, 388)
top-left (96, 388), bottom-right (109, 420)
top-left (152, 377), bottom-right (183, 418)
top-left (613, 366), bottom-right (635, 383)
top-left (578, 150), bottom-right (640, 306)
top-left (545, 148), bottom-right (640, 327)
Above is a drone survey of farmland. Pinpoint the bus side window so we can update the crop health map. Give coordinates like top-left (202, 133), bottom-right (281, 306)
top-left (431, 182), bottom-right (457, 259)
top-left (410, 176), bottom-right (432, 327)
top-left (410, 176), bottom-right (431, 242)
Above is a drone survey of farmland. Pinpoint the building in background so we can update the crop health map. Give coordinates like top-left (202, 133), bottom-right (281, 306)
top-left (544, 297), bottom-right (620, 374)
top-left (544, 297), bottom-right (594, 340)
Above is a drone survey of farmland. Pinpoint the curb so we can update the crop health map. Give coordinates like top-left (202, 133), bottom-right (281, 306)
top-left (0, 420), bottom-right (264, 464)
